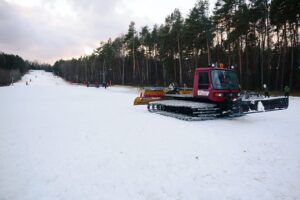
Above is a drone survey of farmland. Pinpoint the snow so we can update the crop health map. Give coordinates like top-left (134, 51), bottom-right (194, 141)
top-left (257, 101), bottom-right (265, 112)
top-left (0, 70), bottom-right (300, 200)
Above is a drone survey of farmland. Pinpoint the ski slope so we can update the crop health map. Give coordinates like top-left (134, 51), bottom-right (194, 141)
top-left (0, 70), bottom-right (299, 200)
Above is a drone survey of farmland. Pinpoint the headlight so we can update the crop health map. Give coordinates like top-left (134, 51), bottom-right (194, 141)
top-left (214, 92), bottom-right (224, 97)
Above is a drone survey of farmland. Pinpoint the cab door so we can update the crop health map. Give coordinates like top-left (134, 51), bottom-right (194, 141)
top-left (193, 70), bottom-right (211, 98)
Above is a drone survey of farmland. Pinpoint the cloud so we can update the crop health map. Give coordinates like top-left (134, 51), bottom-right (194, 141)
top-left (0, 0), bottom-right (138, 64)
top-left (0, 0), bottom-right (216, 64)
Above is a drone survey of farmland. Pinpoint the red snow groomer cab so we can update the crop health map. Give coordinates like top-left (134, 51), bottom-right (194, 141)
top-left (146, 66), bottom-right (289, 121)
top-left (192, 67), bottom-right (241, 102)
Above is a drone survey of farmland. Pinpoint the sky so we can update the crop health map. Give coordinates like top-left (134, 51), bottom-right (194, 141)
top-left (0, 0), bottom-right (216, 64)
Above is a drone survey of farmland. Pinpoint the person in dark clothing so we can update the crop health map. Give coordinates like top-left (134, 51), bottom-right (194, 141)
top-left (167, 82), bottom-right (179, 94)
top-left (103, 82), bottom-right (107, 89)
top-left (263, 84), bottom-right (269, 98)
top-left (284, 85), bottom-right (290, 97)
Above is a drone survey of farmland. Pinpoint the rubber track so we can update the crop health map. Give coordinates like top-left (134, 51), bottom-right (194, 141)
top-left (148, 100), bottom-right (221, 121)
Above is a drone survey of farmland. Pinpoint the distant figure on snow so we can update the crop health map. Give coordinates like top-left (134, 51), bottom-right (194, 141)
top-left (26, 81), bottom-right (29, 86)
top-left (284, 85), bottom-right (290, 97)
top-left (96, 81), bottom-right (100, 88)
top-left (103, 82), bottom-right (107, 89)
top-left (263, 84), bottom-right (269, 98)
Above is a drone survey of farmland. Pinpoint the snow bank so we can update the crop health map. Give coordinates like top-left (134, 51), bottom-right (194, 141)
top-left (0, 70), bottom-right (299, 200)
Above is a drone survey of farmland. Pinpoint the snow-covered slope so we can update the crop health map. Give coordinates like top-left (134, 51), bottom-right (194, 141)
top-left (0, 70), bottom-right (299, 200)
top-left (15, 70), bottom-right (69, 86)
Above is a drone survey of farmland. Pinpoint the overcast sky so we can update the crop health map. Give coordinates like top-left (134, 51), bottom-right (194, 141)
top-left (0, 0), bottom-right (216, 64)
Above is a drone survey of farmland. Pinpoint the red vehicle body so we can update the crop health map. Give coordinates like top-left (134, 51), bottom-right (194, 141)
top-left (142, 66), bottom-right (288, 120)
top-left (192, 67), bottom-right (241, 102)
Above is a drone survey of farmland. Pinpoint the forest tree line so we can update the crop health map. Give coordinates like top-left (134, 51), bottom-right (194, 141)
top-left (0, 52), bottom-right (51, 86)
top-left (53, 0), bottom-right (300, 91)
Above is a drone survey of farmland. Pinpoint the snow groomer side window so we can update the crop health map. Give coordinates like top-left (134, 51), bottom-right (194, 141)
top-left (198, 72), bottom-right (209, 89)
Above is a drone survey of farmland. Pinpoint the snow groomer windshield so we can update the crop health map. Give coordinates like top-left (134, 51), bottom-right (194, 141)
top-left (211, 70), bottom-right (240, 90)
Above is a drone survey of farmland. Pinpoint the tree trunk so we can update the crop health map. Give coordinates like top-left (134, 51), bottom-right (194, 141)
top-left (266, 27), bottom-right (271, 89)
top-left (289, 23), bottom-right (295, 89)
top-left (102, 58), bottom-right (106, 83)
top-left (177, 37), bottom-right (183, 86)
top-left (122, 57), bottom-right (125, 85)
top-left (281, 23), bottom-right (288, 90)
top-left (163, 62), bottom-right (167, 86)
top-left (172, 50), bottom-right (177, 82)
top-left (136, 56), bottom-right (141, 85)
top-left (155, 59), bottom-right (158, 85)
top-left (154, 45), bottom-right (158, 85)
top-left (141, 57), bottom-right (144, 85)
top-left (245, 35), bottom-right (249, 89)
top-left (228, 43), bottom-right (231, 68)
top-left (237, 38), bottom-right (243, 86)
top-left (132, 40), bottom-right (136, 82)
top-left (206, 38), bottom-right (211, 65)
top-left (261, 28), bottom-right (266, 88)
top-left (266, 7), bottom-right (271, 89)
top-left (193, 46), bottom-right (198, 68)
top-left (275, 29), bottom-right (281, 90)
top-left (146, 48), bottom-right (150, 85)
